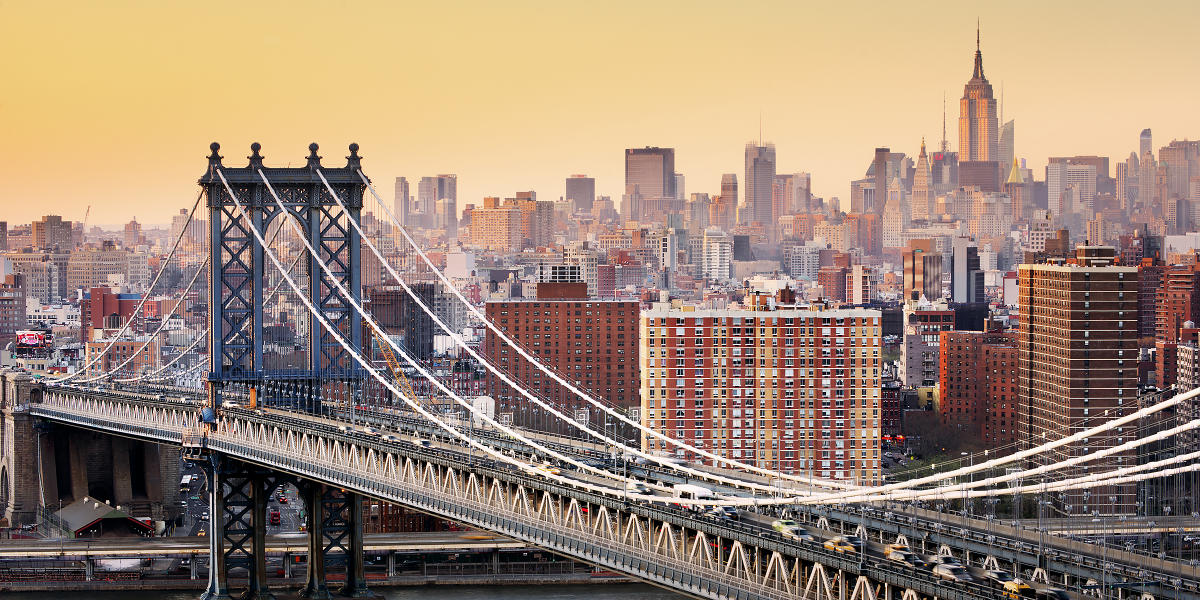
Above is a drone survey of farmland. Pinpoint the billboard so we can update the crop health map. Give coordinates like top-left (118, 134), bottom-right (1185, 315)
top-left (17, 331), bottom-right (47, 347)
top-left (15, 330), bottom-right (52, 357)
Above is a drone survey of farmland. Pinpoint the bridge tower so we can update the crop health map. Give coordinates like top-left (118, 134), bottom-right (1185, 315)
top-left (199, 141), bottom-right (365, 410)
top-left (197, 142), bottom-right (373, 599)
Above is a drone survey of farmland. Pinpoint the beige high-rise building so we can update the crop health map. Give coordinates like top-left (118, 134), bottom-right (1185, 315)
top-left (639, 297), bottom-right (882, 484)
top-left (32, 215), bottom-right (74, 251)
top-left (958, 27), bottom-right (998, 162)
top-left (66, 242), bottom-right (132, 293)
top-left (911, 140), bottom-right (933, 221)
top-left (468, 197), bottom-right (522, 252)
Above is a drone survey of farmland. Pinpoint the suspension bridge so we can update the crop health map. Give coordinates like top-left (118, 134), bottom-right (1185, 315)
top-left (1, 142), bottom-right (1198, 600)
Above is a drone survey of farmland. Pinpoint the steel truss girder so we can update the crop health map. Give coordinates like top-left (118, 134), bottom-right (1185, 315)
top-left (31, 389), bottom-right (1200, 600)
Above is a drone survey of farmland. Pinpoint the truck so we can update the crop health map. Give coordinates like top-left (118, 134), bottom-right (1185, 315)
top-left (671, 484), bottom-right (714, 510)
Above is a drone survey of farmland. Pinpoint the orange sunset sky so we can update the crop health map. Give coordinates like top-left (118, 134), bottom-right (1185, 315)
top-left (1, 1), bottom-right (1198, 225)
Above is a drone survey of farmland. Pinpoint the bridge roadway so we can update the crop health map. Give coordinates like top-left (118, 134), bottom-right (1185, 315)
top-left (312, 401), bottom-right (1200, 592)
top-left (0, 532), bottom-right (527, 558)
top-left (1012, 516), bottom-right (1200, 535)
top-left (29, 384), bottom-right (1200, 600)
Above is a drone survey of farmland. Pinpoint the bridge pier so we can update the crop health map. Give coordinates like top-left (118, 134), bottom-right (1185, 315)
top-left (300, 482), bottom-right (331, 600)
top-left (246, 472), bottom-right (275, 600)
top-left (201, 455), bottom-right (282, 600)
top-left (342, 491), bottom-right (369, 597)
top-left (201, 456), bottom-right (232, 600)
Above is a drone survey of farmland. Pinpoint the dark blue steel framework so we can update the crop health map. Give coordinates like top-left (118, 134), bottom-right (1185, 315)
top-left (199, 142), bottom-right (366, 409)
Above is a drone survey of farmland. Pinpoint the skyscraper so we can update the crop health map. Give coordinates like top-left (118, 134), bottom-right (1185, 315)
top-left (720, 174), bottom-right (738, 210)
top-left (624, 147), bottom-right (675, 222)
top-left (950, 236), bottom-right (984, 304)
top-left (1018, 246), bottom-right (1138, 514)
top-left (394, 177), bottom-right (411, 227)
top-left (959, 26), bottom-right (999, 162)
top-left (1139, 148), bottom-right (1157, 210)
top-left (32, 215), bottom-right (74, 251)
top-left (999, 120), bottom-right (1015, 181)
top-left (744, 143), bottom-right (776, 225)
top-left (418, 175), bottom-right (457, 235)
top-left (771, 173), bottom-right (812, 220)
top-left (565, 175), bottom-right (595, 213)
top-left (871, 148), bottom-right (889, 214)
top-left (911, 141), bottom-right (933, 221)
top-left (1140, 128), bottom-right (1153, 159)
top-left (903, 240), bottom-right (942, 302)
top-left (123, 219), bottom-right (142, 249)
top-left (1005, 158), bottom-right (1028, 223)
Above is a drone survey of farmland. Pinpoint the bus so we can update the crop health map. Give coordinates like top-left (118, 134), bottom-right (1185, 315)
top-left (180, 475), bottom-right (194, 493)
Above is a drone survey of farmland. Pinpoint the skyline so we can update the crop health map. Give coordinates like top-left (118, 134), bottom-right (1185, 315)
top-left (2, 1), bottom-right (1200, 225)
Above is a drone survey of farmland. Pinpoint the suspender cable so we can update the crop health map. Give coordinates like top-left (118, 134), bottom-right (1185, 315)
top-left (258, 170), bottom-right (673, 493)
top-left (329, 169), bottom-right (864, 497)
top-left (346, 169), bottom-right (856, 493)
top-left (219, 169), bottom-right (688, 504)
top-left (77, 257), bottom-right (209, 383)
top-left (807, 386), bottom-right (1200, 503)
top-left (56, 189), bottom-right (204, 382)
top-left (807, 419), bottom-right (1200, 503)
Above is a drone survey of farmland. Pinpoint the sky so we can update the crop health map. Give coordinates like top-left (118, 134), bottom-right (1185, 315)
top-left (1, 0), bottom-right (1198, 226)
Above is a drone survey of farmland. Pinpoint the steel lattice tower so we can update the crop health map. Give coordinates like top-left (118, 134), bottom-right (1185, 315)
top-left (199, 142), bottom-right (364, 409)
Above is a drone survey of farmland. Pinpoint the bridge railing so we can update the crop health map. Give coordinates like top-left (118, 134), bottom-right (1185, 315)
top-left (33, 388), bottom-right (1198, 599)
top-left (36, 506), bottom-right (71, 539)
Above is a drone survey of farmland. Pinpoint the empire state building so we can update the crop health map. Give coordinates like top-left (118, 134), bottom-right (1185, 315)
top-left (959, 27), bottom-right (998, 162)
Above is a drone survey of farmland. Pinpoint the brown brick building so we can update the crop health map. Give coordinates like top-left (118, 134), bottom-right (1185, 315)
top-left (1018, 246), bottom-right (1138, 514)
top-left (938, 329), bottom-right (1018, 450)
top-left (981, 334), bottom-right (1019, 450)
top-left (483, 283), bottom-right (639, 434)
top-left (1154, 263), bottom-right (1200, 386)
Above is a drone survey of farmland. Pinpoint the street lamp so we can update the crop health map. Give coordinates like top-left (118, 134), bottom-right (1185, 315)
top-left (960, 451), bottom-right (973, 522)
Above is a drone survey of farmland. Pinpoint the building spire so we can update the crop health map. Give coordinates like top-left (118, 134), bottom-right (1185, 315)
top-left (973, 19), bottom-right (985, 80)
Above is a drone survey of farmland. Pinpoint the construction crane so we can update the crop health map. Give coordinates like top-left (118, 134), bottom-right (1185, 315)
top-left (372, 329), bottom-right (422, 409)
top-left (80, 204), bottom-right (91, 242)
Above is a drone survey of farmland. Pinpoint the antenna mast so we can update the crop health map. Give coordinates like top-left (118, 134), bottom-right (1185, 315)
top-left (941, 92), bottom-right (949, 153)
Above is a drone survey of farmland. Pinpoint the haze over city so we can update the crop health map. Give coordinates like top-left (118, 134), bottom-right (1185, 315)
top-left (3, 1), bottom-right (1199, 224)
top-left (3, 3), bottom-right (1200, 600)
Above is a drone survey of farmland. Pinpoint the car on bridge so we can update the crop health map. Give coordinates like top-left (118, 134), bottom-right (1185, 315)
top-left (885, 550), bottom-right (931, 569)
top-left (534, 463), bottom-right (561, 476)
top-left (771, 520), bottom-right (814, 541)
top-left (1034, 589), bottom-right (1070, 600)
top-left (624, 481), bottom-right (651, 495)
top-left (932, 563), bottom-right (974, 582)
top-left (1001, 580), bottom-right (1034, 599)
top-left (823, 536), bottom-right (858, 553)
top-left (983, 570), bottom-right (1015, 584)
top-left (703, 507), bottom-right (734, 522)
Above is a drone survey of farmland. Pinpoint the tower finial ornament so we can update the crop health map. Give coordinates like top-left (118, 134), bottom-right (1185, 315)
top-left (972, 19), bottom-right (985, 80)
